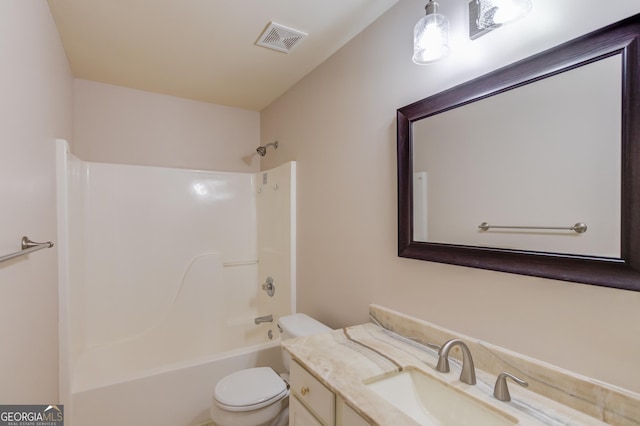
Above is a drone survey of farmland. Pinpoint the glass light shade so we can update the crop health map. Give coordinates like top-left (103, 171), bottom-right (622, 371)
top-left (476, 0), bottom-right (532, 29)
top-left (413, 12), bottom-right (450, 64)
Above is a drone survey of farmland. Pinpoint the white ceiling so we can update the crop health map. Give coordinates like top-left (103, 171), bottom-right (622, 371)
top-left (47, 0), bottom-right (400, 111)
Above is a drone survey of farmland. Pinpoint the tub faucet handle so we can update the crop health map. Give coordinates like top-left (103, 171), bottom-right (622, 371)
top-left (262, 276), bottom-right (275, 297)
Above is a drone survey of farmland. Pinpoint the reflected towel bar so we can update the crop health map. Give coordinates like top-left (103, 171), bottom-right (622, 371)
top-left (0, 236), bottom-right (54, 264)
top-left (478, 222), bottom-right (587, 234)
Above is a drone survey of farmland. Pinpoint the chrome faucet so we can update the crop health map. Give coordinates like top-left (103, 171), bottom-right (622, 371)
top-left (435, 339), bottom-right (476, 385)
top-left (254, 314), bottom-right (273, 325)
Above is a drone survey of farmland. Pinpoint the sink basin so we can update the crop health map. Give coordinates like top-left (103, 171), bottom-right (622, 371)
top-left (365, 369), bottom-right (518, 425)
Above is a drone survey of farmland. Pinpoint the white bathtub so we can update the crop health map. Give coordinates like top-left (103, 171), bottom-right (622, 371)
top-left (71, 340), bottom-right (283, 426)
top-left (56, 142), bottom-right (296, 426)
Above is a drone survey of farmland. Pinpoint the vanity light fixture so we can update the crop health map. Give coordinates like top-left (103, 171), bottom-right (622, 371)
top-left (413, 0), bottom-right (534, 61)
top-left (476, 0), bottom-right (532, 29)
top-left (470, 0), bottom-right (533, 39)
top-left (412, 1), bottom-right (451, 64)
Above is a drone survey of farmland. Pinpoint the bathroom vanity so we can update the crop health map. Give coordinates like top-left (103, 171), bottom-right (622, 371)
top-left (284, 305), bottom-right (640, 425)
top-left (289, 358), bottom-right (369, 426)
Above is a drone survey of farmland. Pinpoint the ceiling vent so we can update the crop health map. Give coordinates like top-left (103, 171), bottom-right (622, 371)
top-left (256, 22), bottom-right (307, 53)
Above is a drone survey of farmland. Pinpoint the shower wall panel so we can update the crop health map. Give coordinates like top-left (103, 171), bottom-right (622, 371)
top-left (257, 162), bottom-right (296, 318)
top-left (81, 163), bottom-right (257, 348)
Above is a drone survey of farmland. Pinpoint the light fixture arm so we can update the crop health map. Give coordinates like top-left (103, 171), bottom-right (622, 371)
top-left (474, 0), bottom-right (533, 34)
top-left (425, 1), bottom-right (438, 15)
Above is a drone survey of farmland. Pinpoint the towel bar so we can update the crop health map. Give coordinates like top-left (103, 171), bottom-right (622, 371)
top-left (0, 236), bottom-right (54, 264)
top-left (478, 222), bottom-right (587, 234)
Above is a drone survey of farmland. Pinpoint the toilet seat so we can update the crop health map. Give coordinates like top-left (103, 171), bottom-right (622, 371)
top-left (214, 367), bottom-right (288, 412)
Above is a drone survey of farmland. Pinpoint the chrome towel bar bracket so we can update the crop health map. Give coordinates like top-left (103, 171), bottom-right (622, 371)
top-left (0, 236), bottom-right (54, 264)
top-left (478, 222), bottom-right (587, 234)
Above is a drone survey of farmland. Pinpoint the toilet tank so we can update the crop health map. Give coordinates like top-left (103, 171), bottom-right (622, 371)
top-left (278, 313), bottom-right (331, 371)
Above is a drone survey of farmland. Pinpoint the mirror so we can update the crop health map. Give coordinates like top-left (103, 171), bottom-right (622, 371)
top-left (412, 56), bottom-right (622, 257)
top-left (397, 14), bottom-right (640, 291)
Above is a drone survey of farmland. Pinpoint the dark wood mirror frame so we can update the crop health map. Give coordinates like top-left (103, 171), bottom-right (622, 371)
top-left (397, 14), bottom-right (640, 291)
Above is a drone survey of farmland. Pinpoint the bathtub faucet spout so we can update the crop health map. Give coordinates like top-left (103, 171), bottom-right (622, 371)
top-left (254, 314), bottom-right (273, 325)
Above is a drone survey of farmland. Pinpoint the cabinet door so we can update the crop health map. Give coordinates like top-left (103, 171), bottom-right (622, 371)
top-left (290, 395), bottom-right (324, 426)
top-left (290, 360), bottom-right (335, 424)
top-left (336, 397), bottom-right (372, 426)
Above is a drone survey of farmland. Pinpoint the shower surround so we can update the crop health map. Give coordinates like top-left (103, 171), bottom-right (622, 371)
top-left (56, 140), bottom-right (295, 425)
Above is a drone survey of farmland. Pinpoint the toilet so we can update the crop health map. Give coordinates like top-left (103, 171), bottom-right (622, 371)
top-left (210, 313), bottom-right (331, 426)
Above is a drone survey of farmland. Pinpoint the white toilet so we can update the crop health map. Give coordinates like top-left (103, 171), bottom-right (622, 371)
top-left (210, 313), bottom-right (331, 426)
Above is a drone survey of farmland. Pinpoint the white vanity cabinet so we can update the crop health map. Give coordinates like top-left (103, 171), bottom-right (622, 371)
top-left (289, 359), bottom-right (371, 426)
top-left (290, 395), bottom-right (324, 426)
top-left (289, 359), bottom-right (335, 425)
top-left (335, 398), bottom-right (370, 426)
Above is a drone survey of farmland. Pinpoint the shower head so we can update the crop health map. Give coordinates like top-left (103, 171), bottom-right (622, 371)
top-left (256, 141), bottom-right (278, 157)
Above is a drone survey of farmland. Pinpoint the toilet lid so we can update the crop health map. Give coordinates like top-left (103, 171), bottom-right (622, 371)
top-left (214, 367), bottom-right (288, 412)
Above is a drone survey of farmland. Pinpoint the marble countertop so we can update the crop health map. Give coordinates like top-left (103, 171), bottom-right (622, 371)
top-left (283, 306), bottom-right (640, 425)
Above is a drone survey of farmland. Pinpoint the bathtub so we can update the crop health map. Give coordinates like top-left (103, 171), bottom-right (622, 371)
top-left (56, 141), bottom-right (296, 426)
top-left (71, 339), bottom-right (284, 426)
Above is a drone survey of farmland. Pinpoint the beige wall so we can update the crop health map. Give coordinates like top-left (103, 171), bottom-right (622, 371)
top-left (73, 79), bottom-right (261, 172)
top-left (261, 0), bottom-right (640, 393)
top-left (0, 1), bottom-right (73, 402)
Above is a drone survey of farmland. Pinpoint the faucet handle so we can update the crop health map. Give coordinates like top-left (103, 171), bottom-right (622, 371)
top-left (262, 276), bottom-right (275, 297)
top-left (493, 372), bottom-right (529, 402)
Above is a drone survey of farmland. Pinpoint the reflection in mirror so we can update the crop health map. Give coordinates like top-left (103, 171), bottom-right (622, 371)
top-left (412, 55), bottom-right (621, 258)
top-left (397, 13), bottom-right (640, 291)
